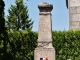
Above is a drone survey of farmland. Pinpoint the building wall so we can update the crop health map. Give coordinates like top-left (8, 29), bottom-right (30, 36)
top-left (69, 0), bottom-right (80, 30)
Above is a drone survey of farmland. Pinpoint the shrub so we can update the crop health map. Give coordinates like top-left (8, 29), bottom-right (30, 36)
top-left (0, 30), bottom-right (80, 60)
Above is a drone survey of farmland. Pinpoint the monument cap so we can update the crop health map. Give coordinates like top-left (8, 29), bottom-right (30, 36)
top-left (38, 2), bottom-right (53, 12)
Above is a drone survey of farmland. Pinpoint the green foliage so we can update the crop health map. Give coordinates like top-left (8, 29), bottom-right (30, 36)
top-left (0, 0), bottom-right (5, 32)
top-left (0, 0), bottom-right (8, 60)
top-left (0, 30), bottom-right (80, 60)
top-left (52, 30), bottom-right (80, 60)
top-left (7, 30), bottom-right (37, 60)
top-left (6, 0), bottom-right (33, 31)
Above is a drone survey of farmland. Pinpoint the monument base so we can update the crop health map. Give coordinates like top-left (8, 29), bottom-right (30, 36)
top-left (34, 47), bottom-right (55, 60)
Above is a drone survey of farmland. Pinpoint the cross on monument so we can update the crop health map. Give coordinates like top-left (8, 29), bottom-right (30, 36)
top-left (34, 2), bottom-right (55, 60)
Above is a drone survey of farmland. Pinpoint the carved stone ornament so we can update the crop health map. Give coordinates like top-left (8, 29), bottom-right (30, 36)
top-left (38, 2), bottom-right (53, 12)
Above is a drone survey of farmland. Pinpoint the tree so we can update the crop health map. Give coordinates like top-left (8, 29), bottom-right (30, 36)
top-left (0, 0), bottom-right (5, 59)
top-left (0, 0), bottom-right (5, 32)
top-left (6, 0), bottom-right (33, 31)
top-left (0, 0), bottom-right (8, 60)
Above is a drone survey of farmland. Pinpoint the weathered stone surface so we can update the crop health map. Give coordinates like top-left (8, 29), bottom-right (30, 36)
top-left (38, 2), bottom-right (53, 12)
top-left (38, 2), bottom-right (53, 8)
top-left (34, 2), bottom-right (55, 60)
top-left (77, 6), bottom-right (80, 13)
top-left (34, 48), bottom-right (55, 60)
top-left (70, 7), bottom-right (77, 14)
top-left (69, 0), bottom-right (80, 30)
top-left (70, 0), bottom-right (80, 7)
top-left (38, 2), bottom-right (53, 47)
top-left (70, 21), bottom-right (80, 30)
top-left (70, 6), bottom-right (80, 14)
top-left (70, 14), bottom-right (80, 21)
top-left (38, 12), bottom-right (52, 43)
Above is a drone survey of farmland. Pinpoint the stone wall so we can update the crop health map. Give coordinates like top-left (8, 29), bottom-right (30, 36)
top-left (69, 0), bottom-right (80, 30)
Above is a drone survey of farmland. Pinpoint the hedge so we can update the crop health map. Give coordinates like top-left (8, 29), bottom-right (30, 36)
top-left (0, 30), bottom-right (80, 60)
top-left (0, 30), bottom-right (38, 60)
top-left (52, 30), bottom-right (80, 60)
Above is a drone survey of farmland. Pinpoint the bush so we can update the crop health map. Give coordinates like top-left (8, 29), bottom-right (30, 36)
top-left (0, 30), bottom-right (80, 60)
top-left (52, 30), bottom-right (80, 60)
top-left (6, 30), bottom-right (38, 60)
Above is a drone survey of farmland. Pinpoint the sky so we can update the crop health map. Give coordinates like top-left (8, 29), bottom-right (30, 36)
top-left (3, 0), bottom-right (69, 31)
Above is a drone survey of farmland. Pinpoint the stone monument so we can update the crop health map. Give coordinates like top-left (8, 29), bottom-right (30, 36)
top-left (34, 2), bottom-right (55, 60)
top-left (69, 0), bottom-right (80, 30)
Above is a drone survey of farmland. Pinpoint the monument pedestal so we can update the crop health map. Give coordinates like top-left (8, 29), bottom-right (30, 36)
top-left (34, 47), bottom-right (55, 60)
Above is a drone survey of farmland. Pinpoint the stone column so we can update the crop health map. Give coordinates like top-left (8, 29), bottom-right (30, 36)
top-left (34, 2), bottom-right (55, 60)
top-left (69, 0), bottom-right (80, 30)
